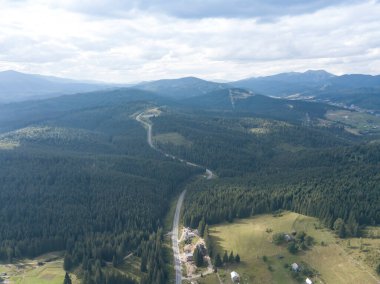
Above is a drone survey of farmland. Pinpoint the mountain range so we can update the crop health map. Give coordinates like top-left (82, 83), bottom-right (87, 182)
top-left (1, 69), bottom-right (380, 113)
top-left (0, 70), bottom-right (122, 103)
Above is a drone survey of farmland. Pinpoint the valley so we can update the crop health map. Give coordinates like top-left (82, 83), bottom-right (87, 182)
top-left (0, 72), bottom-right (379, 284)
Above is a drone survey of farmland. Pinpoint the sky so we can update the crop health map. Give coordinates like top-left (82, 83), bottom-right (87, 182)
top-left (0, 0), bottom-right (379, 83)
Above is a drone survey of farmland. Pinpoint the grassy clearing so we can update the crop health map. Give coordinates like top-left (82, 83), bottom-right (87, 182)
top-left (326, 110), bottom-right (380, 134)
top-left (0, 252), bottom-right (79, 284)
top-left (209, 212), bottom-right (379, 284)
top-left (183, 273), bottom-right (220, 284)
top-left (0, 140), bottom-right (20, 149)
top-left (154, 132), bottom-right (192, 147)
top-left (112, 255), bottom-right (141, 282)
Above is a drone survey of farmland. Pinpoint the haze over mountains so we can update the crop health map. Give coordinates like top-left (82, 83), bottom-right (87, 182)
top-left (1, 69), bottom-right (380, 113)
top-left (0, 70), bottom-right (121, 103)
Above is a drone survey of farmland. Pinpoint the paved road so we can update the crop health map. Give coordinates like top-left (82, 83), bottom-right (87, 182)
top-left (172, 190), bottom-right (186, 284)
top-left (135, 109), bottom-right (215, 284)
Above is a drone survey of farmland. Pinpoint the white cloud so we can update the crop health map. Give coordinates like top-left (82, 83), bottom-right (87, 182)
top-left (0, 0), bottom-right (379, 82)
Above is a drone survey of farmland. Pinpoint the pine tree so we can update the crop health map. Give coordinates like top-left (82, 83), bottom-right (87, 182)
top-left (194, 247), bottom-right (204, 267)
top-left (215, 253), bottom-right (222, 267)
top-left (140, 255), bottom-right (147, 272)
top-left (228, 251), bottom-right (234, 263)
top-left (235, 254), bottom-right (240, 263)
top-left (198, 218), bottom-right (206, 237)
top-left (223, 251), bottom-right (228, 263)
top-left (63, 254), bottom-right (72, 271)
top-left (338, 224), bottom-right (346, 238)
top-left (112, 255), bottom-right (117, 267)
top-left (63, 272), bottom-right (72, 284)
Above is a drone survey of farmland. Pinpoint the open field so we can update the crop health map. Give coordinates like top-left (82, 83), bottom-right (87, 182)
top-left (154, 132), bottom-right (192, 147)
top-left (112, 255), bottom-right (141, 282)
top-left (0, 252), bottom-right (79, 284)
top-left (208, 212), bottom-right (379, 284)
top-left (182, 273), bottom-right (220, 284)
top-left (326, 110), bottom-right (380, 134)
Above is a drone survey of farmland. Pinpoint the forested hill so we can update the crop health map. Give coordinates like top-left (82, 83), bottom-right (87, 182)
top-left (0, 84), bottom-right (379, 283)
top-left (152, 110), bottom-right (379, 238)
top-left (180, 88), bottom-right (337, 123)
top-left (0, 90), bottom-right (202, 284)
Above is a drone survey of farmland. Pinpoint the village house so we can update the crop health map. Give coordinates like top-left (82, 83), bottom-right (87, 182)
top-left (231, 271), bottom-right (240, 283)
top-left (284, 234), bottom-right (294, 242)
top-left (183, 227), bottom-right (198, 241)
top-left (291, 263), bottom-right (299, 272)
top-left (185, 252), bottom-right (193, 262)
top-left (305, 278), bottom-right (313, 284)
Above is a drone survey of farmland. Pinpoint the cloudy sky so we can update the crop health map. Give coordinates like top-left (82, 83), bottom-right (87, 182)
top-left (0, 0), bottom-right (379, 82)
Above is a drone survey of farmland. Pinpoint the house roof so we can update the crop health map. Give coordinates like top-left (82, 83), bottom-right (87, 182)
top-left (231, 271), bottom-right (239, 278)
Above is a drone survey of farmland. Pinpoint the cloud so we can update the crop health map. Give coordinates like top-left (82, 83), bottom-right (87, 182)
top-left (0, 0), bottom-right (379, 82)
top-left (41, 0), bottom-right (361, 20)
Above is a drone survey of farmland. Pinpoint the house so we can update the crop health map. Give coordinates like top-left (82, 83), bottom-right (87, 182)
top-left (284, 234), bottom-right (294, 242)
top-left (230, 271), bottom-right (240, 283)
top-left (291, 263), bottom-right (299, 272)
top-left (185, 252), bottom-right (193, 261)
top-left (305, 278), bottom-right (313, 284)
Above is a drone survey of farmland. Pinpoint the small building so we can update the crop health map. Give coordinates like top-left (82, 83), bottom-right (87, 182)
top-left (305, 278), bottom-right (313, 284)
top-left (231, 271), bottom-right (240, 283)
top-left (185, 252), bottom-right (193, 261)
top-left (284, 234), bottom-right (294, 242)
top-left (291, 263), bottom-right (299, 272)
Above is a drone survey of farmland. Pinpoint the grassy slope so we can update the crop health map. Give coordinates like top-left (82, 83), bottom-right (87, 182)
top-left (0, 252), bottom-right (79, 284)
top-left (209, 212), bottom-right (379, 284)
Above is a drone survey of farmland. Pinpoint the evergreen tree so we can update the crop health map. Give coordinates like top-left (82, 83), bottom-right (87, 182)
top-left (215, 253), bottom-right (222, 267)
top-left (193, 247), bottom-right (204, 267)
top-left (223, 251), bottom-right (228, 263)
top-left (112, 255), bottom-right (117, 267)
top-left (235, 254), bottom-right (240, 263)
top-left (338, 224), bottom-right (346, 238)
top-left (287, 242), bottom-right (298, 254)
top-left (198, 218), bottom-right (206, 237)
top-left (63, 254), bottom-right (73, 271)
top-left (228, 251), bottom-right (234, 263)
top-left (63, 272), bottom-right (72, 284)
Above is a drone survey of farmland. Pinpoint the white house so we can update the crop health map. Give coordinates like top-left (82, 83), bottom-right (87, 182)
top-left (284, 234), bottom-right (294, 242)
top-left (231, 271), bottom-right (240, 283)
top-left (305, 278), bottom-right (313, 284)
top-left (291, 263), bottom-right (299, 272)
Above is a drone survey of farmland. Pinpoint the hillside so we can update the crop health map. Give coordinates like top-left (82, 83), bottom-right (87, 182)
top-left (135, 76), bottom-right (228, 99)
top-left (0, 81), bottom-right (379, 284)
top-left (231, 70), bottom-right (380, 113)
top-left (181, 88), bottom-right (337, 123)
top-left (0, 70), bottom-right (118, 103)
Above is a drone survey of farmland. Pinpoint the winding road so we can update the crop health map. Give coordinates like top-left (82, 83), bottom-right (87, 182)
top-left (135, 109), bottom-right (215, 284)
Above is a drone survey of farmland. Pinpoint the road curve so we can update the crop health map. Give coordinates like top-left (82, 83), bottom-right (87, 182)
top-left (135, 109), bottom-right (214, 284)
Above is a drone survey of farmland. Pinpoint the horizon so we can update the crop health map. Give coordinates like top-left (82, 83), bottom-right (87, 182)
top-left (1, 68), bottom-right (379, 85)
top-left (0, 1), bottom-right (380, 83)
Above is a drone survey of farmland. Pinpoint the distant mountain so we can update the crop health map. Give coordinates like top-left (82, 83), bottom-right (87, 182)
top-left (0, 70), bottom-right (120, 103)
top-left (230, 70), bottom-right (380, 112)
top-left (231, 70), bottom-right (336, 97)
top-left (134, 76), bottom-right (228, 99)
